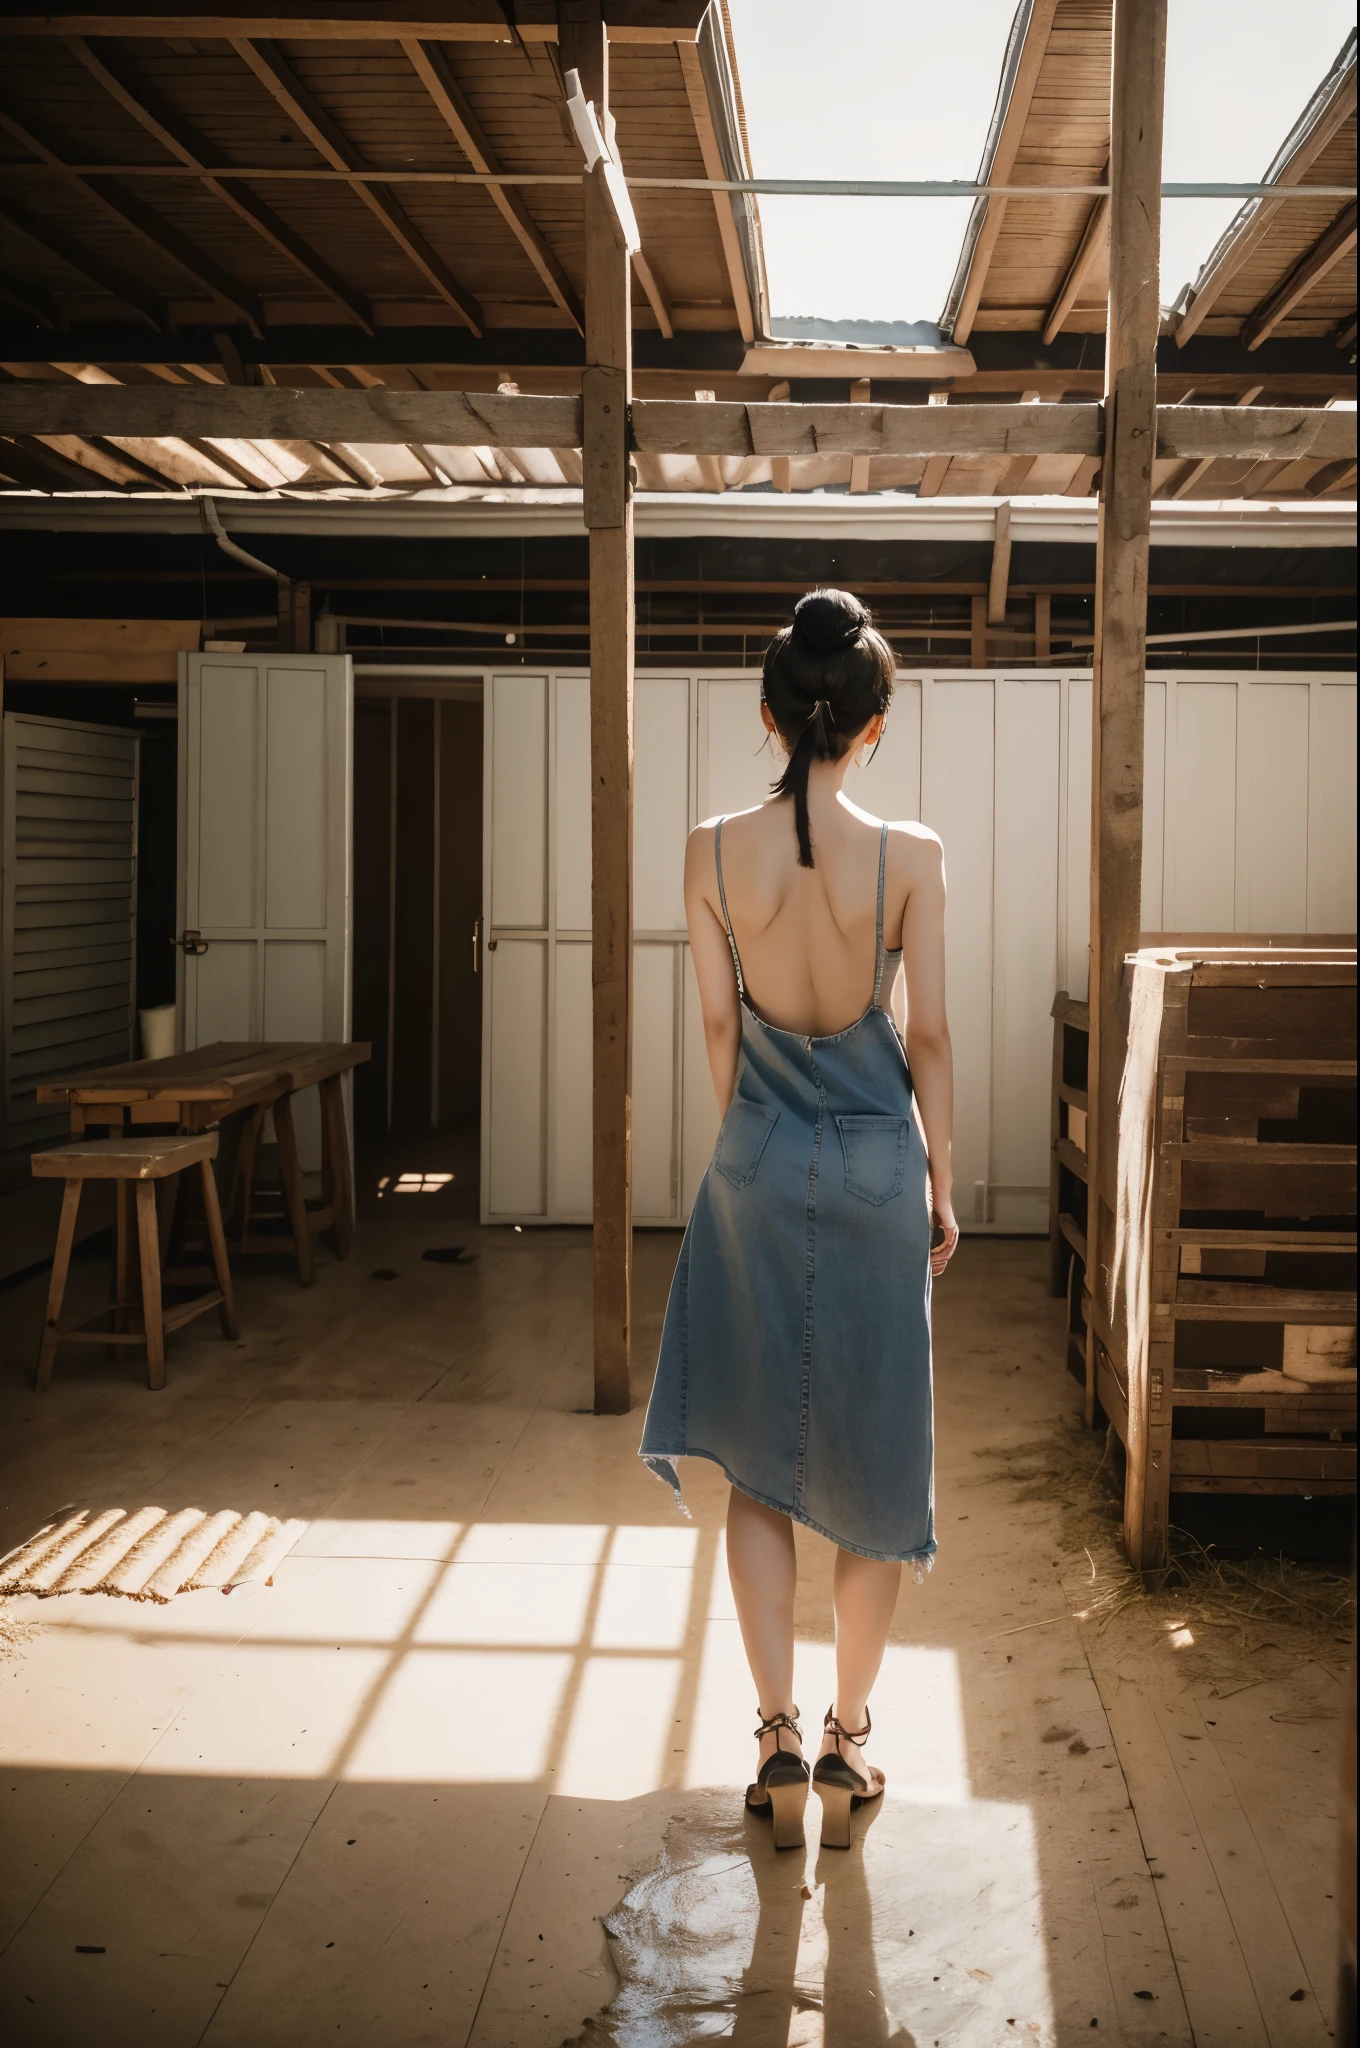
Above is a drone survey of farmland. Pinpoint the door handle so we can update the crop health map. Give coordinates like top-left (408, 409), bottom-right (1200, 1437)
top-left (176, 930), bottom-right (209, 956)
top-left (472, 918), bottom-right (480, 974)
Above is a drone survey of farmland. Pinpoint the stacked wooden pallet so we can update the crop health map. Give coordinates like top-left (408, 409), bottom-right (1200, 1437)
top-left (1054, 947), bottom-right (1356, 1573)
top-left (1048, 992), bottom-right (1091, 1386)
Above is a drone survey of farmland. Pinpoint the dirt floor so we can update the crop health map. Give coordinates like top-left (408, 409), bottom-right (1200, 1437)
top-left (0, 1204), bottom-right (1350, 2046)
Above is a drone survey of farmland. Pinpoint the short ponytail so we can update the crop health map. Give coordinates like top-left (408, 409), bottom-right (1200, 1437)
top-left (763, 589), bottom-right (894, 868)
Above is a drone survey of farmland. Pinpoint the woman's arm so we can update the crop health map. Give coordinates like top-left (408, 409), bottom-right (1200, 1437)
top-left (898, 830), bottom-right (959, 1275)
top-left (685, 823), bottom-right (743, 1116)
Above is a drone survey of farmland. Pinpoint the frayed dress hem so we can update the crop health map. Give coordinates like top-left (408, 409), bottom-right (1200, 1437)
top-left (642, 1447), bottom-right (936, 1575)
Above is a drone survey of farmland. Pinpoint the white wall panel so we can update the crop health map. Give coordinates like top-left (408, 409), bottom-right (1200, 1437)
top-left (1166, 681), bottom-right (1237, 929)
top-left (487, 939), bottom-right (546, 1216)
top-left (490, 673), bottom-right (547, 929)
top-left (702, 679), bottom-right (767, 820)
top-left (991, 679), bottom-right (1060, 1231)
top-left (633, 943), bottom-right (678, 1219)
top-left (555, 676), bottom-right (591, 933)
top-left (852, 678), bottom-right (922, 824)
top-left (1309, 681), bottom-right (1358, 932)
top-left (483, 668), bottom-right (1355, 1232)
top-left (551, 939), bottom-right (592, 1217)
top-left (635, 681), bottom-right (690, 932)
top-left (921, 678), bottom-right (994, 1224)
top-left (1238, 681), bottom-right (1310, 931)
top-left (265, 666), bottom-right (328, 929)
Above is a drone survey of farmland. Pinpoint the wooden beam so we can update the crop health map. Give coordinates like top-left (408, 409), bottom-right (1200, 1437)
top-left (1157, 403), bottom-right (1356, 461)
top-left (65, 35), bottom-right (376, 334)
top-left (402, 38), bottom-right (584, 333)
top-left (951, 0), bottom-right (1061, 345)
top-left (563, 0), bottom-right (633, 1417)
top-left (1088, 0), bottom-right (1166, 1563)
top-left (848, 377), bottom-right (871, 494)
top-left (0, 191), bottom-right (165, 332)
top-left (0, 382), bottom-right (581, 444)
top-left (1175, 63), bottom-right (1358, 346)
top-left (676, 35), bottom-right (754, 344)
top-left (1165, 382), bottom-right (1264, 499)
top-left (0, 100), bottom-right (264, 332)
top-left (230, 36), bottom-right (484, 334)
top-left (0, 6), bottom-right (711, 37)
top-left (630, 250), bottom-right (673, 339)
top-left (1241, 202), bottom-right (1359, 351)
top-left (632, 399), bottom-right (1103, 457)
top-left (1043, 180), bottom-right (1109, 345)
top-left (987, 501), bottom-right (1012, 625)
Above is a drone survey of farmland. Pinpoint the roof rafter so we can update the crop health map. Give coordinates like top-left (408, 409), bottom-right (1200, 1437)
top-left (1242, 201), bottom-right (1358, 350)
top-left (676, 35), bottom-right (754, 344)
top-left (401, 37), bottom-right (583, 333)
top-left (1043, 172), bottom-right (1109, 346)
top-left (949, 0), bottom-right (1062, 346)
top-left (0, 187), bottom-right (166, 330)
top-left (230, 36), bottom-right (484, 335)
top-left (0, 100), bottom-right (264, 331)
top-left (64, 35), bottom-right (377, 335)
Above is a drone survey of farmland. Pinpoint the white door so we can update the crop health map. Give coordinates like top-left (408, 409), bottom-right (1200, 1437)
top-left (178, 651), bottom-right (353, 1168)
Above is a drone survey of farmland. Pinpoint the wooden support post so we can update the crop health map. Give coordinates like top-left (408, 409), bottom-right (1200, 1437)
top-left (1035, 592), bottom-right (1051, 664)
top-left (566, 0), bottom-right (634, 1416)
top-left (987, 501), bottom-right (1012, 626)
top-left (970, 593), bottom-right (986, 669)
top-left (1084, 0), bottom-right (1166, 1437)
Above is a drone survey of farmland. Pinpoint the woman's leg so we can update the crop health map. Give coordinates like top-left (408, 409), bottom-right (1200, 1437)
top-left (821, 1548), bottom-right (901, 1778)
top-left (725, 1487), bottom-right (801, 1764)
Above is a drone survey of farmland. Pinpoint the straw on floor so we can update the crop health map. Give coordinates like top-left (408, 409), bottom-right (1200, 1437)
top-left (0, 1506), bottom-right (308, 1602)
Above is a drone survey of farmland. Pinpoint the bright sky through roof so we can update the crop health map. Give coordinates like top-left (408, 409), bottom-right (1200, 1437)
top-left (727, 0), bottom-right (1358, 327)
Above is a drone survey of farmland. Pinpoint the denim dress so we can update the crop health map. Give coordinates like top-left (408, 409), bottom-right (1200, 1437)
top-left (640, 821), bottom-right (936, 1569)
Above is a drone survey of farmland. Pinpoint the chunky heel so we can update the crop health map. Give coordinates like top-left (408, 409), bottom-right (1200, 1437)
top-left (815, 1778), bottom-right (854, 1849)
top-left (811, 1704), bottom-right (885, 1851)
top-left (767, 1774), bottom-right (809, 1850)
top-left (745, 1706), bottom-right (810, 1851)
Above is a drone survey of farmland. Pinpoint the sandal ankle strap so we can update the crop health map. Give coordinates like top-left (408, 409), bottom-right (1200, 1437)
top-left (823, 1703), bottom-right (871, 1747)
top-left (754, 1706), bottom-right (803, 1744)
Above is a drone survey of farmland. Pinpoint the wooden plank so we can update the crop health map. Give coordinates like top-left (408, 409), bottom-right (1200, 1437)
top-left (401, 38), bottom-right (584, 333)
top-left (951, 0), bottom-right (1061, 344)
top-left (1243, 202), bottom-right (1360, 350)
top-left (1170, 1439), bottom-right (1357, 1481)
top-left (986, 501), bottom-right (1012, 625)
top-left (0, 6), bottom-right (712, 37)
top-left (1090, 0), bottom-right (1167, 1493)
top-left (229, 35), bottom-right (484, 334)
top-left (0, 382), bottom-right (582, 446)
top-left (569, 0), bottom-right (633, 1419)
top-left (632, 398), bottom-right (1103, 458)
top-left (1169, 1142), bottom-right (1356, 1165)
top-left (63, 32), bottom-right (376, 334)
top-left (1175, 59), bottom-right (1360, 345)
top-left (1043, 182), bottom-right (1109, 345)
top-left (1157, 405), bottom-right (1356, 462)
top-left (1168, 1228), bottom-right (1357, 1248)
top-left (675, 34), bottom-right (753, 343)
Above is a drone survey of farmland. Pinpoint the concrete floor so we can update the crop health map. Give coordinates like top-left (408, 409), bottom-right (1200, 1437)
top-left (0, 1202), bottom-right (1347, 2047)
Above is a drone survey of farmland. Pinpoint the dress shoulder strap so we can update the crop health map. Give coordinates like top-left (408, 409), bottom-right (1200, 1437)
top-left (713, 818), bottom-right (746, 1001)
top-left (872, 822), bottom-right (889, 1006)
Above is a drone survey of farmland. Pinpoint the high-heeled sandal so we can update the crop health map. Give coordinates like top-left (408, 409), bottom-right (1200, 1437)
top-left (744, 1707), bottom-right (810, 1850)
top-left (811, 1704), bottom-right (886, 1849)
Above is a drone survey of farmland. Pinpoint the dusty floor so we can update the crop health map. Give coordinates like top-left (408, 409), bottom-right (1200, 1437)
top-left (0, 1205), bottom-right (1349, 2047)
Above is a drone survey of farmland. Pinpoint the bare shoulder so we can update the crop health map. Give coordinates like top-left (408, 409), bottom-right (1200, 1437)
top-left (886, 819), bottom-right (944, 875)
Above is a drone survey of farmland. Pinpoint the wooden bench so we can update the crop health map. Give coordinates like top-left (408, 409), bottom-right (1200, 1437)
top-left (31, 1132), bottom-right (237, 1392)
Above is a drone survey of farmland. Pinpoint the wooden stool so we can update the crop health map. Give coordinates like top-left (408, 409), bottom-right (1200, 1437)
top-left (31, 1132), bottom-right (238, 1392)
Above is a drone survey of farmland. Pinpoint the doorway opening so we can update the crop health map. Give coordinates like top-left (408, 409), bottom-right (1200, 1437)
top-left (352, 682), bottom-right (484, 1225)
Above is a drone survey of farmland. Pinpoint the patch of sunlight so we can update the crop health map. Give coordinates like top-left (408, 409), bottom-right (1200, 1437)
top-left (458, 1522), bottom-right (609, 1565)
top-left (593, 1560), bottom-right (693, 1651)
top-left (390, 1171), bottom-right (454, 1193)
top-left (294, 1518), bottom-right (462, 1561)
top-left (556, 1655), bottom-right (684, 1799)
top-left (414, 1559), bottom-right (597, 1647)
top-left (342, 1649), bottom-right (573, 1782)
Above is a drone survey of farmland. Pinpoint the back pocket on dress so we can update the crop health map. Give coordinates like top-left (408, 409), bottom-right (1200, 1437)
top-left (714, 1099), bottom-right (779, 1188)
top-left (836, 1115), bottom-right (909, 1205)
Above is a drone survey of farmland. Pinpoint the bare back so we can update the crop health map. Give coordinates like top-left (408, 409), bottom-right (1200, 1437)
top-left (687, 791), bottom-right (944, 1041)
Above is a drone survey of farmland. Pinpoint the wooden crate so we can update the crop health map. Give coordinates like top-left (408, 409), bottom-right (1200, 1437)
top-left (1089, 947), bottom-right (1356, 1573)
top-left (1048, 992), bottom-right (1090, 1386)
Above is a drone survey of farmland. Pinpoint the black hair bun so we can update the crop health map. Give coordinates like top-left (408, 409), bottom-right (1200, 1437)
top-left (791, 587), bottom-right (866, 656)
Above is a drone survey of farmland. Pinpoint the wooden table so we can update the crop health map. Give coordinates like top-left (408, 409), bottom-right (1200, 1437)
top-left (37, 1041), bottom-right (371, 1287)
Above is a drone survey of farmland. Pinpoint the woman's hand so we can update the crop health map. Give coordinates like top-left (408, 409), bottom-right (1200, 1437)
top-left (930, 1198), bottom-right (959, 1279)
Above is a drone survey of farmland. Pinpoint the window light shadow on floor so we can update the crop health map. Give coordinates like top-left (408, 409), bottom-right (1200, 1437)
top-left (2, 1515), bottom-right (1058, 2040)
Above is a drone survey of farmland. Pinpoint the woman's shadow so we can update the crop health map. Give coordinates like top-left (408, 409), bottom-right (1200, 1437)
top-left (731, 1797), bottom-right (917, 2047)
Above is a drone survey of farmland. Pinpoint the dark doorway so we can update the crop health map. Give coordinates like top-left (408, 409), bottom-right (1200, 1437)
top-left (352, 688), bottom-right (484, 1222)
